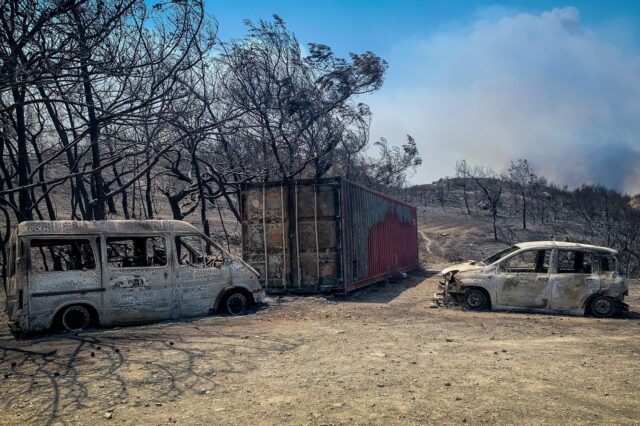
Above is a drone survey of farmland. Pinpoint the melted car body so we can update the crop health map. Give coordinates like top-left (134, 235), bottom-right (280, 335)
top-left (5, 220), bottom-right (265, 332)
top-left (440, 241), bottom-right (628, 317)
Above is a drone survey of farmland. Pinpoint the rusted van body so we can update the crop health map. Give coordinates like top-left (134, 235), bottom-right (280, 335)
top-left (241, 177), bottom-right (419, 294)
top-left (5, 220), bottom-right (264, 332)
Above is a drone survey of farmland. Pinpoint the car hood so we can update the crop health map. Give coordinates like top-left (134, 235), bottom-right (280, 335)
top-left (441, 260), bottom-right (484, 275)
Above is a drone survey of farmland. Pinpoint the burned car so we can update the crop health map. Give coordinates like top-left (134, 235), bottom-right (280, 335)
top-left (440, 242), bottom-right (628, 317)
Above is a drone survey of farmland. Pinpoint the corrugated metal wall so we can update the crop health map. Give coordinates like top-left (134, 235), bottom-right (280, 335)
top-left (241, 178), bottom-right (418, 294)
top-left (341, 180), bottom-right (419, 292)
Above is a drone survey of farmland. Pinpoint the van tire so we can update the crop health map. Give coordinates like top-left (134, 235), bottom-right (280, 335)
top-left (589, 296), bottom-right (615, 318)
top-left (464, 288), bottom-right (490, 311)
top-left (223, 291), bottom-right (249, 315)
top-left (61, 305), bottom-right (92, 331)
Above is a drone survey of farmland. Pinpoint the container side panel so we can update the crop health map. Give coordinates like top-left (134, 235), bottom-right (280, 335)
top-left (343, 180), bottom-right (418, 292)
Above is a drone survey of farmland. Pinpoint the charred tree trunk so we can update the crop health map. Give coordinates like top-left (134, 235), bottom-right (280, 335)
top-left (192, 149), bottom-right (210, 238)
top-left (145, 164), bottom-right (154, 219)
top-left (462, 183), bottom-right (471, 215)
top-left (37, 85), bottom-right (92, 218)
top-left (168, 194), bottom-right (184, 220)
top-left (73, 9), bottom-right (107, 220)
top-left (521, 191), bottom-right (527, 230)
top-left (12, 87), bottom-right (32, 221)
top-left (30, 138), bottom-right (56, 220)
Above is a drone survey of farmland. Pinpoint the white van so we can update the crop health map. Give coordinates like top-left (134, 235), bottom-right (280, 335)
top-left (5, 220), bottom-right (265, 332)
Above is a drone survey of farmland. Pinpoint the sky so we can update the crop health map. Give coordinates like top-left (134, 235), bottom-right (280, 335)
top-left (207, 1), bottom-right (640, 193)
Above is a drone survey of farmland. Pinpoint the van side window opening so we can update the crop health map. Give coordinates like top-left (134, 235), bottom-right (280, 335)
top-left (30, 239), bottom-right (95, 272)
top-left (557, 250), bottom-right (593, 274)
top-left (597, 256), bottom-right (609, 272)
top-left (506, 250), bottom-right (550, 273)
top-left (107, 236), bottom-right (166, 268)
top-left (595, 254), bottom-right (617, 273)
top-left (176, 235), bottom-right (205, 267)
top-left (176, 235), bottom-right (224, 268)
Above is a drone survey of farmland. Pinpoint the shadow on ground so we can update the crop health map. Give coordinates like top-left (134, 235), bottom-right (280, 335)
top-left (332, 267), bottom-right (437, 304)
top-left (0, 322), bottom-right (302, 425)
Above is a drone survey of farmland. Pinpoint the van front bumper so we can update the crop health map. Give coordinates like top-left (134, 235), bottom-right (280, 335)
top-left (9, 310), bottom-right (29, 333)
top-left (253, 289), bottom-right (266, 304)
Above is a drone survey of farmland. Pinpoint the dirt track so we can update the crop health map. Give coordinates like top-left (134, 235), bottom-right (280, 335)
top-left (1, 210), bottom-right (640, 425)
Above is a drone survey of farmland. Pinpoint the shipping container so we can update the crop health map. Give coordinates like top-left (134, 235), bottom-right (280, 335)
top-left (240, 177), bottom-right (419, 294)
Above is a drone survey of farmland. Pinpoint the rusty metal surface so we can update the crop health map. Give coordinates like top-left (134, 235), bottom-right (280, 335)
top-left (241, 177), bottom-right (419, 294)
top-left (341, 180), bottom-right (419, 292)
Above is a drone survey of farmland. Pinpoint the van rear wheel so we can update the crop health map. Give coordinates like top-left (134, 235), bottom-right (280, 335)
top-left (224, 291), bottom-right (249, 315)
top-left (61, 305), bottom-right (91, 331)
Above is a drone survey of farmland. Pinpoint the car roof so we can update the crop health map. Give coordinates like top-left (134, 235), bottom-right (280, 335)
top-left (16, 220), bottom-right (200, 236)
top-left (514, 241), bottom-right (617, 255)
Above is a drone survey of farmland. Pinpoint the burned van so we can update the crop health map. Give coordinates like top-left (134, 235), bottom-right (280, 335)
top-left (5, 220), bottom-right (264, 332)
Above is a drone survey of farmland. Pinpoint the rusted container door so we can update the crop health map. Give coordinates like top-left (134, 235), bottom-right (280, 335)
top-left (241, 184), bottom-right (289, 291)
top-left (292, 182), bottom-right (341, 291)
top-left (241, 180), bottom-right (342, 293)
top-left (342, 180), bottom-right (418, 292)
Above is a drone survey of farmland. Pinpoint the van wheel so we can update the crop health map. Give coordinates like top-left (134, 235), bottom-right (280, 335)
top-left (464, 288), bottom-right (489, 311)
top-left (61, 305), bottom-right (91, 331)
top-left (224, 291), bottom-right (249, 315)
top-left (590, 296), bottom-right (615, 318)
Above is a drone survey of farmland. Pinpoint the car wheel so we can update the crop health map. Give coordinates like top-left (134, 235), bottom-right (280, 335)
top-left (61, 305), bottom-right (91, 331)
top-left (224, 291), bottom-right (249, 315)
top-left (464, 288), bottom-right (489, 311)
top-left (590, 296), bottom-right (615, 318)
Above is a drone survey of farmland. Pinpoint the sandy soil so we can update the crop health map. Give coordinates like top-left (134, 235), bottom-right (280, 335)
top-left (1, 211), bottom-right (639, 425)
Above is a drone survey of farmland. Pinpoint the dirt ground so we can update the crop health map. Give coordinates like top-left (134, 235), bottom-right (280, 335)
top-left (1, 211), bottom-right (640, 425)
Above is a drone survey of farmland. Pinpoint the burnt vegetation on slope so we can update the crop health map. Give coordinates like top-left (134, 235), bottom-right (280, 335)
top-left (408, 159), bottom-right (640, 278)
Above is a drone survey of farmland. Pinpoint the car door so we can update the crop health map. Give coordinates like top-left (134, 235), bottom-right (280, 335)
top-left (174, 234), bottom-right (231, 318)
top-left (102, 235), bottom-right (173, 324)
top-left (549, 250), bottom-right (600, 313)
top-left (496, 249), bottom-right (552, 309)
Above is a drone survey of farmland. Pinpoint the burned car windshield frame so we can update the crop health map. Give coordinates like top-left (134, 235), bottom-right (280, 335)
top-left (481, 246), bottom-right (519, 265)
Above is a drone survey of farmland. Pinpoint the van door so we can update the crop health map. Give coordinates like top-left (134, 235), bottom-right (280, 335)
top-left (174, 234), bottom-right (230, 318)
top-left (549, 250), bottom-right (600, 313)
top-left (103, 235), bottom-right (173, 324)
top-left (27, 237), bottom-right (101, 329)
top-left (496, 249), bottom-right (552, 309)
top-left (5, 231), bottom-right (19, 320)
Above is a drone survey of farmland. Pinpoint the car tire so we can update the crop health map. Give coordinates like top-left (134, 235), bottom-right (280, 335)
top-left (61, 305), bottom-right (92, 331)
top-left (464, 288), bottom-right (489, 311)
top-left (590, 295), bottom-right (616, 318)
top-left (224, 291), bottom-right (249, 315)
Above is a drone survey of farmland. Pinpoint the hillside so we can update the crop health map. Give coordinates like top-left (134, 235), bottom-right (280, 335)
top-left (407, 177), bottom-right (640, 277)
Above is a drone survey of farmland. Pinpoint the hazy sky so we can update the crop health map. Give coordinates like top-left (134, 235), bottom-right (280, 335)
top-left (208, 1), bottom-right (640, 193)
